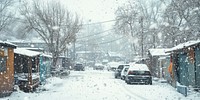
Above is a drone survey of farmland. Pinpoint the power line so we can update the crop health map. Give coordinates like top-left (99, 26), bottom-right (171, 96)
top-left (77, 28), bottom-right (115, 39)
top-left (97, 36), bottom-right (124, 45)
top-left (82, 19), bottom-right (119, 26)
top-left (77, 36), bottom-right (124, 45)
top-left (76, 33), bottom-right (112, 43)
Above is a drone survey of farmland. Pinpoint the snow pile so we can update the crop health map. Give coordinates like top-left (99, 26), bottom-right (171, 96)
top-left (41, 77), bottom-right (64, 91)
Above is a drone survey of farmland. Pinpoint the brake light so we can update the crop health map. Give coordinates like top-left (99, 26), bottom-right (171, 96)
top-left (128, 71), bottom-right (132, 75)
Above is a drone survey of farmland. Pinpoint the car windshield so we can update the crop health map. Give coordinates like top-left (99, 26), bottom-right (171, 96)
top-left (118, 65), bottom-right (124, 70)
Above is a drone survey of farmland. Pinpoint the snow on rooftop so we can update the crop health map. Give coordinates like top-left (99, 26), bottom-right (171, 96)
top-left (14, 48), bottom-right (41, 57)
top-left (149, 48), bottom-right (170, 56)
top-left (166, 40), bottom-right (200, 52)
top-left (41, 53), bottom-right (52, 58)
top-left (108, 52), bottom-right (123, 57)
top-left (149, 23), bottom-right (158, 29)
top-left (11, 39), bottom-right (45, 43)
top-left (76, 51), bottom-right (102, 54)
top-left (0, 40), bottom-right (17, 47)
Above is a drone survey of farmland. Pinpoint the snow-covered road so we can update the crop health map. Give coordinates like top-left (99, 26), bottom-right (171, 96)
top-left (1, 69), bottom-right (200, 100)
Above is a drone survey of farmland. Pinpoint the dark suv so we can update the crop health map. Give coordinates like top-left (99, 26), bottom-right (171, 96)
top-left (74, 64), bottom-right (85, 71)
top-left (114, 64), bottom-right (129, 78)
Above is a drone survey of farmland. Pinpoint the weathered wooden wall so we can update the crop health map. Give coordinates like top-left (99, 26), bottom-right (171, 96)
top-left (0, 48), bottom-right (14, 96)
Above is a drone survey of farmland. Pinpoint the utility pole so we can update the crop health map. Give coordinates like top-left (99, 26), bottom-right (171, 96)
top-left (140, 16), bottom-right (144, 58)
top-left (85, 41), bottom-right (87, 66)
top-left (73, 41), bottom-right (76, 62)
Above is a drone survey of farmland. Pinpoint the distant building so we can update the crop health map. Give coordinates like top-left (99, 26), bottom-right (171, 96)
top-left (107, 52), bottom-right (125, 62)
top-left (11, 40), bottom-right (48, 53)
top-left (148, 48), bottom-right (170, 77)
top-left (75, 50), bottom-right (102, 66)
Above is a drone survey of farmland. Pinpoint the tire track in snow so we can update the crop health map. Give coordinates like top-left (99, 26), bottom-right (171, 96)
top-left (114, 79), bottom-right (148, 100)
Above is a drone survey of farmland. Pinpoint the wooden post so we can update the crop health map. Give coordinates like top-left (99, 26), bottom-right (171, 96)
top-left (28, 57), bottom-right (33, 91)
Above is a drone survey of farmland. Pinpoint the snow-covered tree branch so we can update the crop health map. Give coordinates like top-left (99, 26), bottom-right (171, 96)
top-left (20, 0), bottom-right (82, 68)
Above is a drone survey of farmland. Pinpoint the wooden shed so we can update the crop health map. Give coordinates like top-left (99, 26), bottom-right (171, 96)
top-left (148, 48), bottom-right (170, 77)
top-left (14, 48), bottom-right (40, 92)
top-left (166, 40), bottom-right (200, 90)
top-left (0, 41), bottom-right (16, 97)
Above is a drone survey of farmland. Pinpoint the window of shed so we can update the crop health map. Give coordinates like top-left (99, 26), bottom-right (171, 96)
top-left (0, 57), bottom-right (7, 72)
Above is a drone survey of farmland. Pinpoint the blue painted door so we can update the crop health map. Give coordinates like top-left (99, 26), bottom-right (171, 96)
top-left (195, 47), bottom-right (200, 88)
top-left (40, 56), bottom-right (46, 83)
top-left (178, 53), bottom-right (189, 86)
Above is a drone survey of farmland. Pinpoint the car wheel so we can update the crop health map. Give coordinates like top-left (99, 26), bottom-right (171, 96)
top-left (149, 82), bottom-right (152, 85)
top-left (125, 80), bottom-right (130, 84)
top-left (122, 76), bottom-right (125, 80)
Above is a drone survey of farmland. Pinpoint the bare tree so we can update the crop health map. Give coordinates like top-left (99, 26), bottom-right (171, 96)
top-left (20, 0), bottom-right (82, 68)
top-left (114, 1), bottom-right (140, 58)
top-left (114, 0), bottom-right (165, 58)
top-left (0, 0), bottom-right (15, 33)
top-left (162, 0), bottom-right (200, 47)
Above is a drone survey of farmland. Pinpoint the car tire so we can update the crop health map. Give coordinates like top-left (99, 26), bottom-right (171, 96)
top-left (125, 80), bottom-right (130, 84)
top-left (149, 82), bottom-right (152, 85)
top-left (122, 76), bottom-right (125, 80)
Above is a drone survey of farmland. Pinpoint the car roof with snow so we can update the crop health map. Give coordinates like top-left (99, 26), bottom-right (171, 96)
top-left (95, 63), bottom-right (103, 66)
top-left (129, 64), bottom-right (150, 71)
top-left (118, 64), bottom-right (129, 66)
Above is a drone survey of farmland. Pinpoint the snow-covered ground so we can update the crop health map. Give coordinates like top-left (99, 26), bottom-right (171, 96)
top-left (1, 69), bottom-right (200, 100)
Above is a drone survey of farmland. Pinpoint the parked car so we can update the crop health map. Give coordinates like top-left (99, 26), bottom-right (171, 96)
top-left (93, 63), bottom-right (104, 70)
top-left (121, 65), bottom-right (130, 80)
top-left (74, 63), bottom-right (85, 71)
top-left (107, 62), bottom-right (120, 71)
top-left (114, 64), bottom-right (129, 78)
top-left (125, 64), bottom-right (152, 85)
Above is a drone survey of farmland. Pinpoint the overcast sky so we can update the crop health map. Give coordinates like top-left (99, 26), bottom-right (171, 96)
top-left (60, 0), bottom-right (127, 23)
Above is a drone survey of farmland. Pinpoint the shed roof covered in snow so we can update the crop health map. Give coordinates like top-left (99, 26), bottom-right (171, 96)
top-left (14, 48), bottom-right (41, 57)
top-left (107, 52), bottom-right (123, 57)
top-left (0, 40), bottom-right (17, 48)
top-left (148, 48), bottom-right (170, 56)
top-left (166, 40), bottom-right (200, 53)
top-left (41, 53), bottom-right (52, 58)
